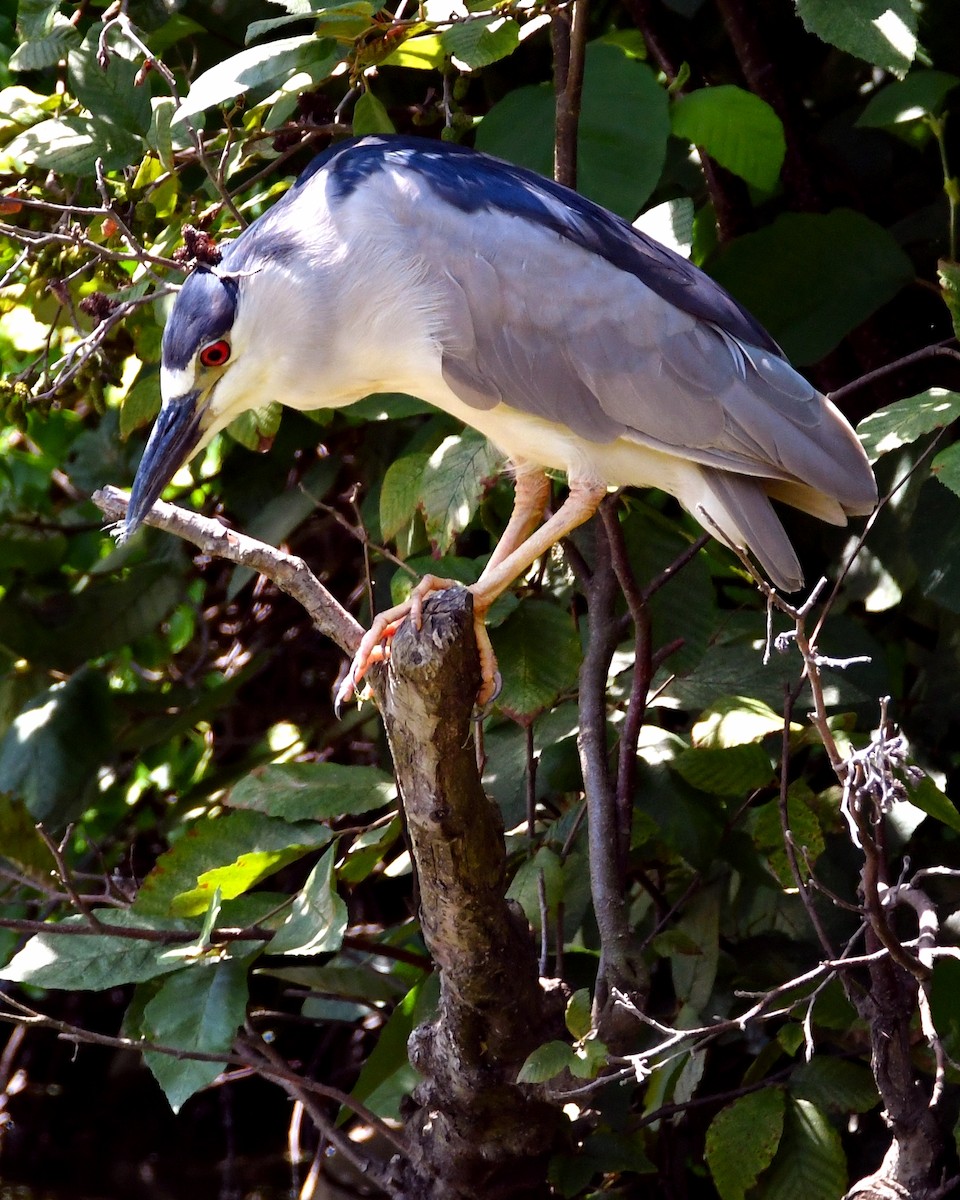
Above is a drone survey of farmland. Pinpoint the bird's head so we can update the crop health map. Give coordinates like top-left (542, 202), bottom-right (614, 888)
top-left (124, 264), bottom-right (274, 539)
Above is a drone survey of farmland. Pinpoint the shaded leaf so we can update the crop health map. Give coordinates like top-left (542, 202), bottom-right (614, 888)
top-left (476, 42), bottom-right (669, 218)
top-left (269, 845), bottom-right (347, 955)
top-left (0, 669), bottom-right (111, 825)
top-left (857, 389), bottom-right (960, 463)
top-left (68, 28), bottom-right (152, 135)
top-left (705, 1086), bottom-right (785, 1200)
top-left (790, 1058), bottom-right (878, 1114)
top-left (133, 810), bottom-right (332, 917)
top-left (760, 1097), bottom-right (847, 1200)
top-left (380, 451), bottom-right (429, 541)
top-left (671, 742), bottom-right (774, 796)
top-left (565, 989), bottom-right (592, 1041)
top-left (349, 973), bottom-right (437, 1119)
top-left (441, 16), bottom-right (520, 71)
top-left (352, 89), bottom-right (395, 135)
top-left (518, 1040), bottom-right (576, 1084)
top-left (753, 783), bottom-right (826, 887)
top-left (796, 0), bottom-right (917, 75)
top-left (0, 795), bottom-right (51, 874)
top-left (420, 431), bottom-right (502, 553)
top-left (228, 762), bottom-right (395, 821)
top-left (0, 910), bottom-right (192, 989)
top-left (710, 209), bottom-right (914, 364)
top-left (858, 70), bottom-right (960, 126)
top-left (142, 959), bottom-right (249, 1112)
top-left (120, 370), bottom-right (161, 439)
top-left (671, 85), bottom-right (785, 191)
top-left (492, 600), bottom-right (581, 718)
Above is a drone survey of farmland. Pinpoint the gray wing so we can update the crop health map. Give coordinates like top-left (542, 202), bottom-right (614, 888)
top-left (425, 207), bottom-right (875, 517)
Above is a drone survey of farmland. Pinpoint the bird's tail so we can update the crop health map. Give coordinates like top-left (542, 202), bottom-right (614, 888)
top-left (693, 467), bottom-right (804, 592)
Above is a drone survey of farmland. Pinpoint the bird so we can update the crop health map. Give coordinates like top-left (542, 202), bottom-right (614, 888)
top-left (123, 133), bottom-right (877, 705)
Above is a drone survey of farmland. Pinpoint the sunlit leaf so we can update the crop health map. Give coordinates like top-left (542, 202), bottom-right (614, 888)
top-left (706, 1087), bottom-right (785, 1200)
top-left (796, 0), bottom-right (917, 76)
top-left (671, 85), bottom-right (785, 191)
top-left (268, 845), bottom-right (347, 955)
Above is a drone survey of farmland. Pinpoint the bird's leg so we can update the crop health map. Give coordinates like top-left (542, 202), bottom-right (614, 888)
top-left (484, 466), bottom-right (551, 573)
top-left (336, 477), bottom-right (606, 710)
top-left (469, 479), bottom-right (608, 704)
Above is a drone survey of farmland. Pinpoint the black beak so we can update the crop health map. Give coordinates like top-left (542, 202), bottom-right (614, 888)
top-left (125, 391), bottom-right (204, 538)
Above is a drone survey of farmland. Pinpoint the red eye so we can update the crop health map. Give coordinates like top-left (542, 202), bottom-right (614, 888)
top-left (199, 339), bottom-right (231, 368)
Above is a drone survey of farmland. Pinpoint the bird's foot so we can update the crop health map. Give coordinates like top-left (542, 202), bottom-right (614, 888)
top-left (335, 574), bottom-right (458, 712)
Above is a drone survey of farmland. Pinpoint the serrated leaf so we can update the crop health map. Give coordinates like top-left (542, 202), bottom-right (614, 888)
top-left (857, 389), bottom-right (960, 463)
top-left (0, 910), bottom-right (192, 989)
top-left (420, 431), bottom-right (502, 552)
top-left (3, 113), bottom-right (142, 175)
top-left (491, 600), bottom-right (581, 718)
top-left (760, 1097), bottom-right (847, 1200)
top-left (692, 695), bottom-right (793, 748)
top-left (705, 1087), bottom-right (785, 1200)
top-left (753, 782), bottom-right (825, 886)
top-left (227, 401), bottom-right (282, 451)
top-left (441, 16), bottom-right (520, 71)
top-left (517, 1040), bottom-right (576, 1084)
top-left (790, 1058), bottom-right (878, 1114)
top-left (9, 19), bottom-right (80, 72)
top-left (671, 85), bottom-right (785, 191)
top-left (476, 42), bottom-right (669, 218)
top-left (671, 742), bottom-right (774, 796)
top-left (68, 28), bottom-right (152, 135)
top-left (173, 35), bottom-right (318, 123)
top-left (228, 762), bottom-right (396, 821)
top-left (565, 988), bottom-right (592, 1041)
top-left (269, 845), bottom-right (347, 955)
top-left (796, 0), bottom-right (917, 76)
top-left (134, 810), bottom-right (332, 917)
top-left (858, 70), bottom-right (960, 127)
top-left (711, 209), bottom-right (914, 364)
top-left (380, 452), bottom-right (429, 541)
top-left (142, 959), bottom-right (249, 1112)
top-left (352, 89), bottom-right (395, 135)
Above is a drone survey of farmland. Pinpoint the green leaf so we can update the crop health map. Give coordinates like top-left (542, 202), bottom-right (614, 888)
top-left (753, 782), bottom-right (826, 886)
top-left (671, 85), bottom-right (785, 191)
top-left (2, 113), bottom-right (142, 175)
top-left (491, 600), bottom-right (582, 718)
top-left (858, 70), bottom-right (960, 127)
top-left (939, 261), bottom-right (960, 342)
top-left (789, 1058), bottom-right (878, 1114)
top-left (517, 1040), bottom-right (576, 1084)
top-left (269, 845), bottom-right (347, 955)
top-left (173, 36), bottom-right (320, 123)
top-left (133, 810), bottom-right (333, 917)
top-left (441, 16), bottom-right (520, 71)
top-left (352, 89), bottom-right (395, 135)
top-left (692, 695), bottom-right (793, 748)
top-left (476, 41), bottom-right (670, 218)
top-left (120, 370), bottom-right (161, 439)
top-left (227, 401), bottom-right (282, 451)
top-left (68, 29), bottom-right (153, 135)
top-left (796, 0), bottom-right (917, 76)
top-left (0, 669), bottom-right (111, 825)
top-left (380, 451), bottom-right (429, 541)
top-left (9, 15), bottom-right (80, 72)
top-left (565, 989), bottom-right (592, 1041)
top-left (142, 959), bottom-right (249, 1112)
top-left (857, 389), bottom-right (960, 463)
top-left (671, 742), bottom-right (774, 796)
top-left (930, 958), bottom-right (960, 1049)
top-left (0, 910), bottom-right (192, 989)
top-left (0, 795), bottom-right (50, 875)
top-left (705, 1086), bottom-right (785, 1200)
top-left (349, 973), bottom-right (438, 1119)
top-left (710, 209), bottom-right (914, 364)
top-left (759, 1097), bottom-right (847, 1200)
top-left (420, 431), bottom-right (502, 553)
top-left (0, 563), bottom-right (184, 671)
top-left (932, 441), bottom-right (960, 500)
top-left (380, 33), bottom-right (445, 69)
top-left (227, 762), bottom-right (396, 821)
top-left (904, 775), bottom-right (960, 833)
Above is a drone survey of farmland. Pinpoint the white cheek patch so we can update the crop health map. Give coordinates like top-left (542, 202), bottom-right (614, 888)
top-left (160, 364), bottom-right (196, 403)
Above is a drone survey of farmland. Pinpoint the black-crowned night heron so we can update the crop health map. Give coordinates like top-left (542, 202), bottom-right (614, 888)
top-left (123, 134), bottom-right (877, 704)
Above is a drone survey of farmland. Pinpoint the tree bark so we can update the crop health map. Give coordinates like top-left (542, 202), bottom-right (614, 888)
top-left (375, 589), bottom-right (565, 1200)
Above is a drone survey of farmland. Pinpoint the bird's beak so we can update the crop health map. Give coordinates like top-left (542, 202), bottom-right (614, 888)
top-left (124, 390), bottom-right (205, 538)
